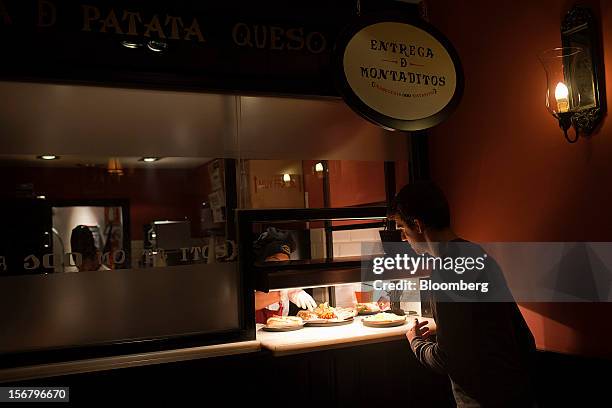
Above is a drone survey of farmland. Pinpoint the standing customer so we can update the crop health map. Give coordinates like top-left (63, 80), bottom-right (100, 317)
top-left (389, 181), bottom-right (536, 407)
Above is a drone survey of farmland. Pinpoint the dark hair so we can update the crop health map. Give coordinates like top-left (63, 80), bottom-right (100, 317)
top-left (253, 227), bottom-right (296, 262)
top-left (70, 225), bottom-right (98, 261)
top-left (388, 181), bottom-right (451, 230)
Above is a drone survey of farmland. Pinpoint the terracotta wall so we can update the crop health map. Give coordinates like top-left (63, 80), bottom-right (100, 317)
top-left (302, 160), bottom-right (410, 208)
top-left (247, 160), bottom-right (304, 209)
top-left (328, 161), bottom-right (386, 207)
top-left (427, 0), bottom-right (612, 357)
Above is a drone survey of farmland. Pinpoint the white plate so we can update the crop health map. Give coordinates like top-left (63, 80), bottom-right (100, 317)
top-left (362, 319), bottom-right (407, 328)
top-left (362, 314), bottom-right (407, 327)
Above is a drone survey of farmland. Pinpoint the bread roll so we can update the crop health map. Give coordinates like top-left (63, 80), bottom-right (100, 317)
top-left (266, 316), bottom-right (303, 327)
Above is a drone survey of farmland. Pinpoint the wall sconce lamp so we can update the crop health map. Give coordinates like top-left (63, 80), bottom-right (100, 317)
top-left (313, 162), bottom-right (325, 180)
top-left (539, 6), bottom-right (606, 143)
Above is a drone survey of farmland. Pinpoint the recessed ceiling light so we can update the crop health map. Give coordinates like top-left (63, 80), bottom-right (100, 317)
top-left (147, 40), bottom-right (167, 52)
top-left (37, 155), bottom-right (58, 160)
top-left (121, 40), bottom-right (143, 49)
top-left (140, 157), bottom-right (161, 163)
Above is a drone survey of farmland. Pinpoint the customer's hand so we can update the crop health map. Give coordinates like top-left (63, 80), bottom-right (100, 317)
top-left (287, 289), bottom-right (317, 310)
top-left (406, 318), bottom-right (431, 343)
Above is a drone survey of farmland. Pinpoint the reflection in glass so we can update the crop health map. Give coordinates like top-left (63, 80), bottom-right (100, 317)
top-left (0, 156), bottom-right (406, 276)
top-left (52, 205), bottom-right (126, 272)
top-left (0, 156), bottom-right (233, 276)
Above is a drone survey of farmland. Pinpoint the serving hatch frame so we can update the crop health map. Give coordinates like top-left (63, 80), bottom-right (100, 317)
top-left (237, 206), bottom-right (390, 336)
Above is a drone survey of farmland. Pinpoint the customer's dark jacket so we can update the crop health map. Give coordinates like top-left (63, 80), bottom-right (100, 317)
top-left (410, 239), bottom-right (536, 408)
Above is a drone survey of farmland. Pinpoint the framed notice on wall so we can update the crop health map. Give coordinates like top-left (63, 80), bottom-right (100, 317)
top-left (334, 13), bottom-right (464, 131)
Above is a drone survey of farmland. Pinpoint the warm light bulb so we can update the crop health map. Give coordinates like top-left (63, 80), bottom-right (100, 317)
top-left (315, 162), bottom-right (324, 172)
top-left (139, 157), bottom-right (162, 163)
top-left (555, 82), bottom-right (569, 99)
top-left (555, 82), bottom-right (570, 113)
top-left (38, 155), bottom-right (58, 160)
top-left (283, 174), bottom-right (291, 182)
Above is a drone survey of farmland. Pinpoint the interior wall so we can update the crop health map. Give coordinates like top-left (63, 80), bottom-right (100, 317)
top-left (246, 160), bottom-right (304, 209)
top-left (302, 160), bottom-right (326, 209)
top-left (328, 161), bottom-right (386, 207)
top-left (427, 0), bottom-right (612, 357)
top-left (302, 160), bottom-right (410, 209)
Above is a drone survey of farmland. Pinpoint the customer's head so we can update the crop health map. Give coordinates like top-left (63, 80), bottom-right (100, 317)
top-left (253, 227), bottom-right (295, 262)
top-left (388, 181), bottom-right (450, 253)
top-left (70, 225), bottom-right (100, 271)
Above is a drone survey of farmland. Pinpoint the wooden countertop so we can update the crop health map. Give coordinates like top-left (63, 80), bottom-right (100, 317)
top-left (257, 315), bottom-right (434, 356)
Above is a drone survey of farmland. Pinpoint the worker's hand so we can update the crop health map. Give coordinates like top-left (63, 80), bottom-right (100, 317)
top-left (286, 289), bottom-right (317, 310)
top-left (406, 318), bottom-right (431, 343)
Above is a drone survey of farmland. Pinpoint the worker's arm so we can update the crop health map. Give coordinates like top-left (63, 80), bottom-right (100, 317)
top-left (254, 290), bottom-right (281, 310)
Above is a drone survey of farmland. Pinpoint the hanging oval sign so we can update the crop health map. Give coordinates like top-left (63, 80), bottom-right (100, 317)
top-left (334, 13), bottom-right (464, 131)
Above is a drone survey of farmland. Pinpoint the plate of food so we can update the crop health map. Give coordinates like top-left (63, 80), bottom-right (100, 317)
top-left (362, 312), bottom-right (407, 328)
top-left (297, 303), bottom-right (356, 326)
top-left (355, 302), bottom-right (382, 315)
top-left (262, 316), bottom-right (304, 332)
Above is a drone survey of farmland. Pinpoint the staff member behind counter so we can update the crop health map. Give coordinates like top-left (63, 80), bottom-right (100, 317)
top-left (253, 227), bottom-right (316, 324)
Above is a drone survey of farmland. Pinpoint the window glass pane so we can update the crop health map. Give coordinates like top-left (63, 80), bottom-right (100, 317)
top-left (240, 160), bottom-right (305, 209)
top-left (0, 155), bottom-right (240, 353)
top-left (0, 156), bottom-right (237, 275)
top-left (0, 85), bottom-right (410, 354)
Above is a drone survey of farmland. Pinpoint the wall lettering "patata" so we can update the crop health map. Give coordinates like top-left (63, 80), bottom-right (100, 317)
top-left (0, 0), bottom-right (205, 42)
top-left (81, 5), bottom-right (205, 42)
